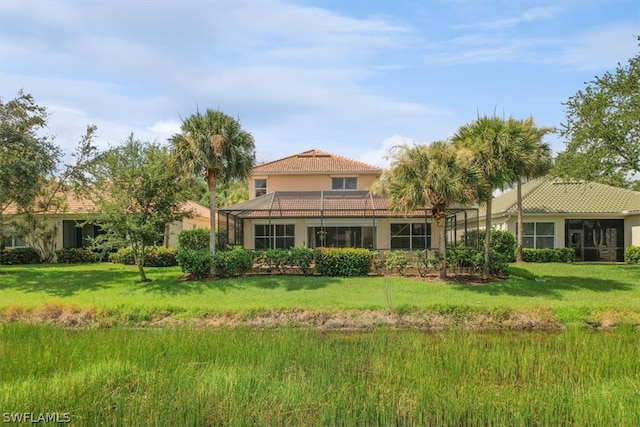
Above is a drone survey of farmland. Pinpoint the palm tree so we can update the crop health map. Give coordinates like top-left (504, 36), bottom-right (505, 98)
top-left (378, 141), bottom-right (485, 279)
top-left (170, 109), bottom-right (255, 257)
top-left (507, 118), bottom-right (553, 262)
top-left (452, 116), bottom-right (514, 276)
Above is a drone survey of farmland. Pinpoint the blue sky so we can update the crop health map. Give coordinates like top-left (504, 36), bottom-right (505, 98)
top-left (1, 0), bottom-right (638, 167)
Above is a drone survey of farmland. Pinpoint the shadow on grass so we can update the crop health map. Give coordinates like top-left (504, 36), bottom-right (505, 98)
top-left (452, 266), bottom-right (633, 299)
top-left (241, 275), bottom-right (341, 291)
top-left (0, 264), bottom-right (129, 297)
top-left (139, 276), bottom-right (242, 295)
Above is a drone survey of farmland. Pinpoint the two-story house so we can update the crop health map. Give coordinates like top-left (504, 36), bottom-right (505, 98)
top-left (219, 149), bottom-right (477, 251)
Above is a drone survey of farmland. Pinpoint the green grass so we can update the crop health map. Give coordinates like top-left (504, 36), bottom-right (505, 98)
top-left (1, 324), bottom-right (638, 426)
top-left (0, 262), bottom-right (638, 327)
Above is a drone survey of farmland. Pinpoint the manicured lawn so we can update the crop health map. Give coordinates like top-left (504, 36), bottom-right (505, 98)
top-left (0, 262), bottom-right (638, 326)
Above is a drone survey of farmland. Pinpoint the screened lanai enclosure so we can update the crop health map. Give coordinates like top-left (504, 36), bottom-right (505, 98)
top-left (218, 191), bottom-right (479, 251)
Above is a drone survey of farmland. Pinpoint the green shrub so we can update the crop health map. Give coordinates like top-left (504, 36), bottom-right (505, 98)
top-left (624, 246), bottom-right (640, 264)
top-left (488, 250), bottom-right (509, 276)
top-left (176, 249), bottom-right (212, 279)
top-left (264, 249), bottom-right (290, 274)
top-left (109, 248), bottom-right (136, 265)
top-left (413, 251), bottom-right (438, 277)
top-left (462, 229), bottom-right (516, 262)
top-left (145, 247), bottom-right (177, 267)
top-left (55, 248), bottom-right (97, 264)
top-left (448, 246), bottom-right (483, 275)
top-left (522, 248), bottom-right (575, 263)
top-left (177, 228), bottom-right (210, 251)
top-left (212, 249), bottom-right (254, 278)
top-left (1, 247), bottom-right (41, 264)
top-left (384, 250), bottom-right (410, 275)
top-left (371, 251), bottom-right (384, 275)
top-left (288, 247), bottom-right (315, 275)
top-left (110, 247), bottom-right (177, 267)
top-left (314, 248), bottom-right (372, 277)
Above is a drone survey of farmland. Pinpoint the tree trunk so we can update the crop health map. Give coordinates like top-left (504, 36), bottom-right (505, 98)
top-left (207, 172), bottom-right (217, 257)
top-left (133, 244), bottom-right (148, 282)
top-left (516, 177), bottom-right (524, 263)
top-left (438, 214), bottom-right (447, 279)
top-left (483, 189), bottom-right (493, 277)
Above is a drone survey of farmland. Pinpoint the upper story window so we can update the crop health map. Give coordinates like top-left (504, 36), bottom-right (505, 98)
top-left (331, 177), bottom-right (358, 191)
top-left (254, 179), bottom-right (267, 197)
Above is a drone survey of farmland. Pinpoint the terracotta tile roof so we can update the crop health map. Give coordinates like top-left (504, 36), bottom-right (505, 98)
top-left (3, 192), bottom-right (99, 215)
top-left (220, 191), bottom-right (473, 219)
top-left (5, 192), bottom-right (209, 218)
top-left (252, 149), bottom-right (382, 174)
top-left (489, 178), bottom-right (640, 215)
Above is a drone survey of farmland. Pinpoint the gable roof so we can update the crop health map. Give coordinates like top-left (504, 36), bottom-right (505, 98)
top-left (252, 149), bottom-right (382, 175)
top-left (490, 178), bottom-right (640, 215)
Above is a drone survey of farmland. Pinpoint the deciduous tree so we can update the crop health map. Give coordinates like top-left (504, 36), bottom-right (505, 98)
top-left (554, 37), bottom-right (640, 188)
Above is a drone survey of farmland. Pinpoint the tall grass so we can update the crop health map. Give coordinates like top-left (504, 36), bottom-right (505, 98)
top-left (1, 324), bottom-right (638, 425)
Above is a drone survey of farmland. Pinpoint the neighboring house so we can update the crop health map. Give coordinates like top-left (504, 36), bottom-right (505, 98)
top-left (219, 149), bottom-right (476, 251)
top-left (2, 193), bottom-right (210, 251)
top-left (458, 178), bottom-right (640, 262)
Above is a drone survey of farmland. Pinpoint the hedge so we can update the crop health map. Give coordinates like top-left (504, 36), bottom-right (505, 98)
top-left (1, 247), bottom-right (41, 265)
top-left (624, 246), bottom-right (640, 265)
top-left (314, 248), bottom-right (372, 277)
top-left (55, 248), bottom-right (98, 264)
top-left (521, 248), bottom-right (575, 263)
top-left (109, 247), bottom-right (177, 267)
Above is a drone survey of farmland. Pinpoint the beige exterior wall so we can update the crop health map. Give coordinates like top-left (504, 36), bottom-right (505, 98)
top-left (626, 214), bottom-right (640, 246)
top-left (240, 217), bottom-right (442, 252)
top-left (249, 173), bottom-right (379, 198)
top-left (165, 215), bottom-right (211, 248)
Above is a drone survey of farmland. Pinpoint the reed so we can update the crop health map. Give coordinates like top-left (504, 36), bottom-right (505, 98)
top-left (1, 324), bottom-right (638, 425)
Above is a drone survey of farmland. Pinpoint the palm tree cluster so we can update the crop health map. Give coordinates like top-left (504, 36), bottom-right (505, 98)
top-left (379, 116), bottom-right (553, 278)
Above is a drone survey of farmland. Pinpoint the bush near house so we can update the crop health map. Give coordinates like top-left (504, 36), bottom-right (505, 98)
top-left (624, 246), bottom-right (640, 264)
top-left (522, 248), bottom-right (575, 263)
top-left (0, 247), bottom-right (41, 265)
top-left (314, 248), bottom-right (372, 277)
top-left (55, 248), bottom-right (98, 264)
top-left (212, 249), bottom-right (254, 278)
top-left (109, 247), bottom-right (178, 267)
top-left (462, 229), bottom-right (516, 262)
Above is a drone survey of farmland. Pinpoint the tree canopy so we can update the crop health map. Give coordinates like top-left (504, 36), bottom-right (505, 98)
top-left (553, 37), bottom-right (640, 189)
top-left (170, 109), bottom-right (255, 258)
top-left (378, 141), bottom-right (485, 279)
top-left (90, 136), bottom-right (191, 282)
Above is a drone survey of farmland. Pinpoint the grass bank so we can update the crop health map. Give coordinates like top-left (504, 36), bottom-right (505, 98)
top-left (0, 263), bottom-right (638, 328)
top-left (1, 324), bottom-right (638, 426)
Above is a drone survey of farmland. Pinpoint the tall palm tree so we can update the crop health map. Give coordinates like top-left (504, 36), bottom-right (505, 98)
top-left (170, 109), bottom-right (255, 257)
top-left (507, 118), bottom-right (553, 262)
top-left (378, 141), bottom-right (485, 279)
top-left (452, 116), bottom-right (514, 276)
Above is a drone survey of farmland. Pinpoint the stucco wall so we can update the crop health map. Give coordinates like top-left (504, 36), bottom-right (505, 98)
top-left (249, 173), bottom-right (379, 197)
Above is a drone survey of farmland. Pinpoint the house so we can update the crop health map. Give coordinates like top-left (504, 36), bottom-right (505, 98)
top-left (457, 178), bottom-right (640, 262)
top-left (2, 193), bottom-right (210, 252)
top-left (219, 149), bottom-right (477, 251)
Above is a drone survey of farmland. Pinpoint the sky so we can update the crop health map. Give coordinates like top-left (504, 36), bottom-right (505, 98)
top-left (1, 0), bottom-right (638, 168)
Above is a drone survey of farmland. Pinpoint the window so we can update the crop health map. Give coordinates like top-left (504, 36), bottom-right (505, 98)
top-left (3, 235), bottom-right (26, 248)
top-left (254, 179), bottom-right (267, 197)
top-left (254, 224), bottom-right (295, 249)
top-left (522, 222), bottom-right (554, 249)
top-left (390, 223), bottom-right (431, 250)
top-left (309, 226), bottom-right (374, 249)
top-left (331, 177), bottom-right (357, 190)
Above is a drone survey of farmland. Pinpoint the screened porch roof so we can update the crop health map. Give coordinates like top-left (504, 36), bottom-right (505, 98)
top-left (218, 191), bottom-right (477, 220)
